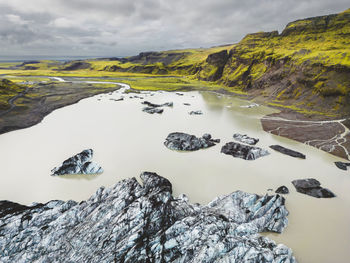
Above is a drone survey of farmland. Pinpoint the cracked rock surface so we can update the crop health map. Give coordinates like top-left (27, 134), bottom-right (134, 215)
top-left (0, 172), bottom-right (296, 263)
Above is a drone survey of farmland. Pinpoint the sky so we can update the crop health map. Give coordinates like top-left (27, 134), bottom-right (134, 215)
top-left (0, 0), bottom-right (348, 58)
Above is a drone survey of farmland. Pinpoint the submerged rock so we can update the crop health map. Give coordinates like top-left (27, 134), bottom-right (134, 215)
top-left (275, 186), bottom-right (289, 194)
top-left (292, 178), bottom-right (335, 198)
top-left (189, 110), bottom-right (203, 115)
top-left (51, 149), bottom-right (103, 176)
top-left (221, 142), bottom-right (269, 160)
top-left (270, 145), bottom-right (306, 159)
top-left (233, 133), bottom-right (259, 145)
top-left (334, 161), bottom-right (350, 171)
top-left (0, 172), bottom-right (296, 262)
top-left (164, 132), bottom-right (220, 151)
top-left (142, 107), bottom-right (164, 114)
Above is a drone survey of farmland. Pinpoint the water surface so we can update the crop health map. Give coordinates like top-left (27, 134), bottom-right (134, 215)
top-left (0, 85), bottom-right (349, 263)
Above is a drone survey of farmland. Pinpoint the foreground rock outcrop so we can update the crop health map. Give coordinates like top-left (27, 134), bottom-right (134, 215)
top-left (292, 178), bottom-right (336, 198)
top-left (51, 149), bottom-right (103, 176)
top-left (221, 142), bottom-right (269, 160)
top-left (0, 172), bottom-right (296, 262)
top-left (164, 132), bottom-right (220, 151)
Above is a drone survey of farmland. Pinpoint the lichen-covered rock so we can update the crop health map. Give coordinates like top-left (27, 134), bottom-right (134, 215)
top-left (164, 132), bottom-right (219, 151)
top-left (0, 172), bottom-right (296, 263)
top-left (292, 178), bottom-right (335, 198)
top-left (51, 149), bottom-right (103, 176)
top-left (221, 142), bottom-right (269, 160)
top-left (233, 133), bottom-right (259, 145)
top-left (270, 145), bottom-right (306, 159)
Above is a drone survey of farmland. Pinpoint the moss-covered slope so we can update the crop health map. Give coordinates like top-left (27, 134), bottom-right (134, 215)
top-left (198, 8), bottom-right (350, 116)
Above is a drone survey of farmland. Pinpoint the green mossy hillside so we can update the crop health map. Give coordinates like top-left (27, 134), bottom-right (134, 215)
top-left (197, 8), bottom-right (350, 116)
top-left (0, 79), bottom-right (25, 110)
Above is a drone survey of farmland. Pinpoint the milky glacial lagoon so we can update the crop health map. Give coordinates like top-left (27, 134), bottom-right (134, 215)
top-left (0, 82), bottom-right (349, 263)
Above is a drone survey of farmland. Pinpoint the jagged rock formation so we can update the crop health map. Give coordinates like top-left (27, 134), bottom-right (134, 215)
top-left (292, 178), bottom-right (336, 198)
top-left (164, 132), bottom-right (219, 151)
top-left (269, 145), bottom-right (306, 159)
top-left (275, 186), bottom-right (289, 194)
top-left (51, 149), bottom-right (103, 176)
top-left (0, 172), bottom-right (296, 262)
top-left (233, 133), bottom-right (259, 145)
top-left (221, 142), bottom-right (269, 160)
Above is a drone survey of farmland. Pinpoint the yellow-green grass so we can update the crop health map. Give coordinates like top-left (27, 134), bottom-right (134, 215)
top-left (267, 102), bottom-right (337, 117)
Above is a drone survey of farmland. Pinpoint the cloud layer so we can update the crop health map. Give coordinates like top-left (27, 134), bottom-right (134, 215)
top-left (0, 0), bottom-right (348, 57)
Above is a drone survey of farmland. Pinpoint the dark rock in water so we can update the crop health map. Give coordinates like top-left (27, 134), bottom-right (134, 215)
top-left (141, 101), bottom-right (172, 114)
top-left (164, 132), bottom-right (219, 151)
top-left (0, 172), bottom-right (296, 262)
top-left (183, 103), bottom-right (191, 106)
top-left (275, 186), bottom-right (289, 194)
top-left (233, 133), bottom-right (259, 145)
top-left (142, 101), bottom-right (173, 107)
top-left (221, 142), bottom-right (269, 160)
top-left (292, 178), bottom-right (335, 198)
top-left (189, 110), bottom-right (203, 115)
top-left (334, 161), bottom-right (350, 171)
top-left (270, 145), bottom-right (306, 159)
top-left (142, 107), bottom-right (164, 114)
top-left (51, 149), bottom-right (103, 176)
top-left (110, 97), bottom-right (124, 101)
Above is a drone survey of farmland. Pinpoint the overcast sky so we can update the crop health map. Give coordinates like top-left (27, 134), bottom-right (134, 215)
top-left (0, 0), bottom-right (348, 58)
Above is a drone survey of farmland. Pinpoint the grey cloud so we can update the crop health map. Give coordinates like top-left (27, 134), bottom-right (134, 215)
top-left (0, 0), bottom-right (349, 57)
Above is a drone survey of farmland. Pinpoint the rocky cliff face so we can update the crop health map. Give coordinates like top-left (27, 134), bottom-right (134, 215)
top-left (0, 172), bottom-right (296, 262)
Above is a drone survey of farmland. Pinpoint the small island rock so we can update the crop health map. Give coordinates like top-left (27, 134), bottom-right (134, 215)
top-left (51, 149), bottom-right (103, 176)
top-left (270, 145), bottom-right (306, 159)
top-left (221, 142), bottom-right (269, 160)
top-left (334, 161), bottom-right (350, 171)
top-left (164, 132), bottom-right (219, 151)
top-left (233, 133), bottom-right (259, 145)
top-left (292, 178), bottom-right (335, 198)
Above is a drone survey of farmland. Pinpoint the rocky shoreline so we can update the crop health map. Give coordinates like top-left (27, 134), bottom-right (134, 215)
top-left (0, 172), bottom-right (296, 262)
top-left (0, 81), bottom-right (121, 135)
